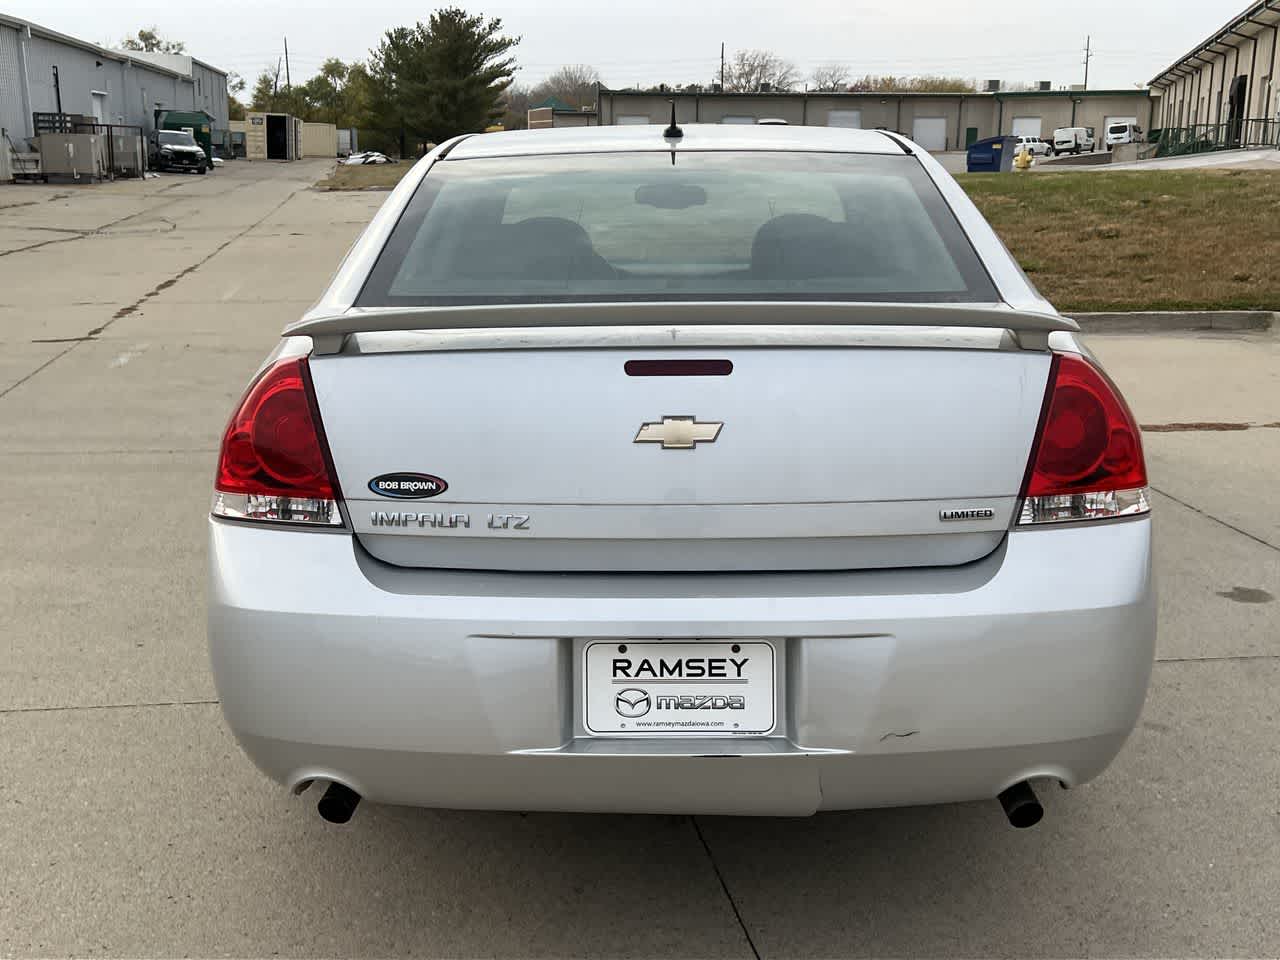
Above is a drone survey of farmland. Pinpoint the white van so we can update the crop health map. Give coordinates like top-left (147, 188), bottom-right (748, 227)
top-left (1105, 122), bottom-right (1142, 148)
top-left (1053, 126), bottom-right (1096, 154)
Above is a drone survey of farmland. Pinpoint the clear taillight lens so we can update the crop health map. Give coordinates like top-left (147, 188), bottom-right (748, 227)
top-left (1018, 353), bottom-right (1149, 525)
top-left (212, 357), bottom-right (343, 526)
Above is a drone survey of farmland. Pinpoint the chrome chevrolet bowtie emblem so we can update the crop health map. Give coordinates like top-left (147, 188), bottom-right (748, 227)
top-left (634, 416), bottom-right (724, 450)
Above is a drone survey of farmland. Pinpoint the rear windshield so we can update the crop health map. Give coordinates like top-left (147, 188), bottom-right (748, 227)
top-left (1109, 125), bottom-right (1129, 134)
top-left (158, 131), bottom-right (196, 146)
top-left (357, 151), bottom-right (995, 306)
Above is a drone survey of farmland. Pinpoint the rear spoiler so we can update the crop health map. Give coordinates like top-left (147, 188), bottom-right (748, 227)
top-left (285, 302), bottom-right (1079, 356)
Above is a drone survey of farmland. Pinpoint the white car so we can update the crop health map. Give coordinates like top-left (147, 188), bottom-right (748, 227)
top-left (209, 125), bottom-right (1154, 827)
top-left (1105, 122), bottom-right (1143, 148)
top-left (1053, 126), bottom-right (1097, 155)
top-left (1016, 135), bottom-right (1053, 157)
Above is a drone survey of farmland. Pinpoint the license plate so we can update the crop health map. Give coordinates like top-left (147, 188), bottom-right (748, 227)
top-left (583, 641), bottom-right (776, 736)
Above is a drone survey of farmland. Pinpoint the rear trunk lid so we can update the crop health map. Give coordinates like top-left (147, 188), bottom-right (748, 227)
top-left (308, 333), bottom-right (1052, 572)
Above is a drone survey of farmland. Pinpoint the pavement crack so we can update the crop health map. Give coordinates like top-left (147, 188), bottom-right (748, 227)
top-left (1156, 654), bottom-right (1279, 664)
top-left (0, 186), bottom-right (303, 402)
top-left (1152, 486), bottom-right (1280, 552)
top-left (0, 233), bottom-right (84, 258)
top-left (1143, 421), bottom-right (1278, 432)
top-left (0, 342), bottom-right (80, 400)
top-left (691, 816), bottom-right (762, 960)
top-left (0, 699), bottom-right (220, 716)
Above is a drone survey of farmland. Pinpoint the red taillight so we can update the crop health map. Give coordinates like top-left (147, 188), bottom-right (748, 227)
top-left (1019, 353), bottom-right (1149, 525)
top-left (212, 357), bottom-right (343, 525)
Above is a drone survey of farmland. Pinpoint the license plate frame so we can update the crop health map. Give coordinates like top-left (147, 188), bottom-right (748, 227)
top-left (582, 640), bottom-right (777, 736)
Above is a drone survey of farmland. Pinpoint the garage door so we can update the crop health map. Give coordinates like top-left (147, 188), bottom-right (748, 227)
top-left (616, 115), bottom-right (651, 125)
top-left (1011, 116), bottom-right (1042, 139)
top-left (912, 117), bottom-right (947, 152)
top-left (827, 109), bottom-right (862, 128)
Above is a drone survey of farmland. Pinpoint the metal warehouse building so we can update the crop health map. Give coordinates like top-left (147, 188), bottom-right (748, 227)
top-left (1148, 0), bottom-right (1280, 147)
top-left (0, 13), bottom-right (227, 144)
top-left (597, 87), bottom-right (1155, 151)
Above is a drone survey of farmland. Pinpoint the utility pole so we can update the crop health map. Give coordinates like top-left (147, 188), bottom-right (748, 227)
top-left (1082, 35), bottom-right (1092, 91)
top-left (720, 42), bottom-right (725, 90)
top-left (284, 37), bottom-right (292, 91)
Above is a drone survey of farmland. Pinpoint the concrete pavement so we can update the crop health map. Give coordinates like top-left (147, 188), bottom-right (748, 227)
top-left (1, 161), bottom-right (1277, 958)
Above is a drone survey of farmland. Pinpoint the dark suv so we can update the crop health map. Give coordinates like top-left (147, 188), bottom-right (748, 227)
top-left (150, 130), bottom-right (207, 174)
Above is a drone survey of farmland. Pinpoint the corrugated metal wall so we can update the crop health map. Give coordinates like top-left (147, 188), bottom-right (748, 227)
top-left (16, 33), bottom-right (196, 134)
top-left (0, 24), bottom-right (25, 138)
top-left (191, 61), bottom-right (227, 128)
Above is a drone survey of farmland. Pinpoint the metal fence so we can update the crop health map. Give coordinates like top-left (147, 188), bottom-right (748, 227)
top-left (32, 113), bottom-right (146, 178)
top-left (1157, 119), bottom-right (1280, 156)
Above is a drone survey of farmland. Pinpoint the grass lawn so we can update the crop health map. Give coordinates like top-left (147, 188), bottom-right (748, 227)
top-left (315, 159), bottom-right (1280, 313)
top-left (958, 169), bottom-right (1280, 312)
top-left (314, 162), bottom-right (413, 191)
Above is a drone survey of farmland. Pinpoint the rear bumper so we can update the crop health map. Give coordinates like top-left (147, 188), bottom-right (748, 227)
top-left (208, 517), bottom-right (1155, 816)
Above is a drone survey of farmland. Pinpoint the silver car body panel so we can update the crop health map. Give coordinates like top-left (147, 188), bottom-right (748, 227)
top-left (210, 125), bottom-right (1154, 815)
top-left (310, 342), bottom-right (1050, 571)
top-left (209, 515), bottom-right (1155, 815)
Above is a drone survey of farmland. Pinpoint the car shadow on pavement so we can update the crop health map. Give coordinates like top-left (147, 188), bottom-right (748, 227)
top-left (266, 779), bottom-right (1133, 959)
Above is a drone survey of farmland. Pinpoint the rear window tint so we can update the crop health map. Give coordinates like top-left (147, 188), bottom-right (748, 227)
top-left (358, 151), bottom-right (995, 306)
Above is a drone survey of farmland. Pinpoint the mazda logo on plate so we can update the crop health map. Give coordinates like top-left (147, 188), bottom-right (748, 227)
top-left (614, 688), bottom-right (651, 718)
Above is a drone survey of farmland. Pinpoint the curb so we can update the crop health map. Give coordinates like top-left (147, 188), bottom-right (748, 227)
top-left (1068, 311), bottom-right (1275, 333)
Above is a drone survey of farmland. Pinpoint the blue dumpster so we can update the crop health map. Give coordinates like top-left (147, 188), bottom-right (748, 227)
top-left (966, 135), bottom-right (1017, 173)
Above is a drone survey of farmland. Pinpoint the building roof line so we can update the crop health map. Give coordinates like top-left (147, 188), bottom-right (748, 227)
top-left (1150, 0), bottom-right (1280, 84)
top-left (599, 87), bottom-right (1150, 100)
top-left (0, 11), bottom-right (226, 80)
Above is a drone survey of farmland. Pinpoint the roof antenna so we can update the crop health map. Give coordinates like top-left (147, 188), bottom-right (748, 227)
top-left (663, 99), bottom-right (683, 139)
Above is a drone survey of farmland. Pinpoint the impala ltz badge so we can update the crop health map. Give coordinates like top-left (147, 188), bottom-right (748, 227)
top-left (634, 416), bottom-right (723, 450)
top-left (368, 472), bottom-right (448, 499)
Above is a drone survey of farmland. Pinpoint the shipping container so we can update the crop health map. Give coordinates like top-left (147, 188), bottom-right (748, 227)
top-left (242, 111), bottom-right (300, 160)
top-left (302, 121), bottom-right (337, 158)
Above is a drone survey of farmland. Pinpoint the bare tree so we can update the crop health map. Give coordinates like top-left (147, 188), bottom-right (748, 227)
top-left (531, 64), bottom-right (602, 108)
top-left (719, 49), bottom-right (798, 93)
top-left (811, 64), bottom-right (851, 92)
top-left (502, 83), bottom-right (534, 129)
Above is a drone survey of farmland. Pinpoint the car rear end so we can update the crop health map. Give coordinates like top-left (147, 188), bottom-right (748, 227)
top-left (1107, 123), bottom-right (1135, 147)
top-left (208, 127), bottom-right (1154, 821)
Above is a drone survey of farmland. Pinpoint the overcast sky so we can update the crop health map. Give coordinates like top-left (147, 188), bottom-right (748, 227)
top-left (6, 0), bottom-right (1252, 90)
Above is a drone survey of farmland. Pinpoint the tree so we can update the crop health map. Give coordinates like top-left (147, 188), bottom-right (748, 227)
top-left (501, 83), bottom-right (534, 130)
top-left (227, 71), bottom-right (247, 121)
top-left (120, 27), bottom-right (185, 54)
top-left (368, 8), bottom-right (519, 154)
top-left (249, 62), bottom-right (310, 117)
top-left (848, 74), bottom-right (977, 93)
top-left (719, 49), bottom-right (798, 93)
top-left (811, 64), bottom-right (851, 92)
top-left (531, 64), bottom-right (601, 108)
top-left (303, 58), bottom-right (351, 126)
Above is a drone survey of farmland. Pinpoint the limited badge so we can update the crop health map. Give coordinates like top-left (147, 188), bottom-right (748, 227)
top-left (368, 472), bottom-right (448, 499)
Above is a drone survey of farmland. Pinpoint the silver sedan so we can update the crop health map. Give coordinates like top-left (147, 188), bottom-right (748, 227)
top-left (208, 123), bottom-right (1154, 826)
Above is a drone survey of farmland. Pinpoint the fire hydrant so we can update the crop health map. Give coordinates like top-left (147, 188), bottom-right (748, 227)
top-left (1013, 146), bottom-right (1034, 171)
